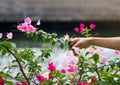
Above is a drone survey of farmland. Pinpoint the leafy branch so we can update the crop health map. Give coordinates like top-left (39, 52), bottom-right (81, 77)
top-left (0, 44), bottom-right (30, 85)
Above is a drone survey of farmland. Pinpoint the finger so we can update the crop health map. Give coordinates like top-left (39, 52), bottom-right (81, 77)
top-left (69, 38), bottom-right (80, 50)
top-left (72, 40), bottom-right (81, 49)
top-left (70, 38), bottom-right (80, 46)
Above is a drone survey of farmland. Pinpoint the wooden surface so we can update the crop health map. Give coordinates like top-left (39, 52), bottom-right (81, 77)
top-left (0, 0), bottom-right (120, 21)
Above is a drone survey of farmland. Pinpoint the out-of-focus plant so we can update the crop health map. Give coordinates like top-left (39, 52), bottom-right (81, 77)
top-left (0, 17), bottom-right (120, 85)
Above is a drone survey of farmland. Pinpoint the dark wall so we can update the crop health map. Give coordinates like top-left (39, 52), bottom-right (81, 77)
top-left (0, 21), bottom-right (120, 38)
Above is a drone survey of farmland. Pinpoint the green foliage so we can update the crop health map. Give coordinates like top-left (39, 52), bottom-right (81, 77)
top-left (92, 53), bottom-right (99, 64)
top-left (0, 21), bottom-right (119, 85)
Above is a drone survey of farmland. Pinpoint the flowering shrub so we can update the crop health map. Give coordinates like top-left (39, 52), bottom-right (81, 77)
top-left (0, 17), bottom-right (120, 85)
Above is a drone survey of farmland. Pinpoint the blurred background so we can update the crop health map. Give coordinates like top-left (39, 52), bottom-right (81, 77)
top-left (0, 0), bottom-right (120, 38)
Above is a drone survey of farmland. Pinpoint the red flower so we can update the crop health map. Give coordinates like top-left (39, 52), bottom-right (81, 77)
top-left (48, 62), bottom-right (56, 72)
top-left (78, 81), bottom-right (89, 85)
top-left (16, 82), bottom-right (21, 85)
top-left (21, 80), bottom-right (28, 85)
top-left (88, 77), bottom-right (98, 85)
top-left (61, 69), bottom-right (66, 74)
top-left (0, 76), bottom-right (4, 85)
top-left (36, 75), bottom-right (47, 83)
top-left (91, 77), bottom-right (97, 82)
top-left (49, 73), bottom-right (53, 79)
top-left (68, 67), bottom-right (75, 73)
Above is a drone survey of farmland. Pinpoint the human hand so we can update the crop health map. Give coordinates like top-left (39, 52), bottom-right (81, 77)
top-left (70, 37), bottom-right (92, 49)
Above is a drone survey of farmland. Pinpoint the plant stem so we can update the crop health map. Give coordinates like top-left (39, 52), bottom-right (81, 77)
top-left (0, 44), bottom-right (30, 85)
top-left (113, 70), bottom-right (119, 75)
top-left (77, 63), bottom-right (83, 85)
top-left (95, 66), bottom-right (101, 81)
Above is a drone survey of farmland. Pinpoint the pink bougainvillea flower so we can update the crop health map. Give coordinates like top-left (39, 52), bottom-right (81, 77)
top-left (0, 33), bottom-right (2, 39)
top-left (90, 23), bottom-right (96, 30)
top-left (17, 23), bottom-right (36, 33)
top-left (0, 76), bottom-right (4, 85)
top-left (68, 60), bottom-right (79, 72)
top-left (79, 23), bottom-right (85, 28)
top-left (48, 62), bottom-right (56, 72)
top-left (36, 75), bottom-right (47, 83)
top-left (78, 81), bottom-right (89, 85)
top-left (88, 47), bottom-right (95, 54)
top-left (74, 27), bottom-right (79, 32)
top-left (17, 23), bottom-right (28, 32)
top-left (61, 69), bottom-right (66, 74)
top-left (63, 34), bottom-right (69, 41)
top-left (96, 48), bottom-right (103, 54)
top-left (68, 67), bottom-right (75, 73)
top-left (24, 17), bottom-right (31, 24)
top-left (27, 24), bottom-right (36, 33)
top-left (66, 50), bottom-right (74, 57)
top-left (36, 19), bottom-right (41, 25)
top-left (72, 47), bottom-right (80, 54)
top-left (21, 80), bottom-right (28, 85)
top-left (61, 60), bottom-right (69, 68)
top-left (69, 58), bottom-right (78, 66)
top-left (77, 68), bottom-right (81, 71)
top-left (80, 27), bottom-right (85, 33)
top-left (114, 50), bottom-right (120, 55)
top-left (6, 32), bottom-right (13, 39)
top-left (69, 60), bottom-right (76, 65)
top-left (100, 57), bottom-right (108, 63)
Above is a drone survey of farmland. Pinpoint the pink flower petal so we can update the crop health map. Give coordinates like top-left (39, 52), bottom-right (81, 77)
top-left (24, 17), bottom-right (31, 24)
top-left (36, 75), bottom-right (47, 83)
top-left (36, 19), bottom-right (41, 25)
top-left (114, 50), bottom-right (120, 55)
top-left (63, 34), bottom-right (69, 41)
top-left (6, 32), bottom-right (13, 39)
top-left (79, 23), bottom-right (85, 28)
top-left (80, 27), bottom-right (85, 33)
top-left (88, 47), bottom-right (95, 54)
top-left (0, 33), bottom-right (2, 39)
top-left (100, 57), bottom-right (108, 63)
top-left (90, 23), bottom-right (96, 30)
top-left (61, 69), bottom-right (66, 74)
top-left (48, 62), bottom-right (56, 72)
top-left (66, 50), bottom-right (74, 57)
top-left (74, 27), bottom-right (79, 32)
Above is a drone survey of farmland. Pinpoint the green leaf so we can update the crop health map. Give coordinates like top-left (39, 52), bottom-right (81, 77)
top-left (0, 71), bottom-right (13, 79)
top-left (109, 61), bottom-right (115, 69)
top-left (92, 53), bottom-right (99, 63)
top-left (92, 45), bottom-right (97, 50)
top-left (116, 61), bottom-right (120, 68)
top-left (1, 49), bottom-right (7, 56)
top-left (5, 80), bottom-right (14, 85)
top-left (50, 38), bottom-right (56, 46)
top-left (10, 42), bottom-right (16, 48)
top-left (99, 81), bottom-right (108, 85)
top-left (85, 51), bottom-right (89, 56)
top-left (2, 41), bottom-right (11, 48)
